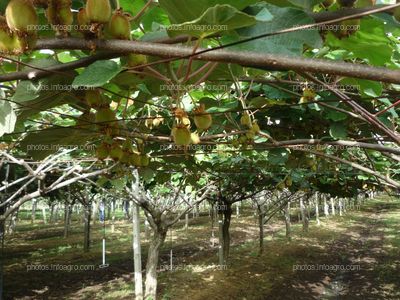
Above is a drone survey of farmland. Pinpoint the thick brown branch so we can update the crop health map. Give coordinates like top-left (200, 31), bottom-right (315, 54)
top-left (29, 38), bottom-right (400, 84)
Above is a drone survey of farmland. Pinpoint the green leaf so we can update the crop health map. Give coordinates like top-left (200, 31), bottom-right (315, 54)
top-left (167, 5), bottom-right (256, 38)
top-left (72, 60), bottom-right (122, 88)
top-left (20, 128), bottom-right (96, 160)
top-left (325, 110), bottom-right (348, 122)
top-left (329, 123), bottom-right (347, 139)
top-left (233, 3), bottom-right (322, 56)
top-left (268, 149), bottom-right (289, 165)
top-left (340, 78), bottom-right (382, 98)
top-left (159, 0), bottom-right (257, 23)
top-left (0, 97), bottom-right (17, 137)
top-left (326, 19), bottom-right (393, 66)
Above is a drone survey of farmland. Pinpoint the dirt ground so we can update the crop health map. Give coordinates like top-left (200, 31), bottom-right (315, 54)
top-left (3, 198), bottom-right (400, 299)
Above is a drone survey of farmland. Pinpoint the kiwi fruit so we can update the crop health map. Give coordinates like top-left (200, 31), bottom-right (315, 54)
top-left (0, 18), bottom-right (15, 54)
top-left (193, 104), bottom-right (212, 131)
top-left (96, 142), bottom-right (110, 160)
top-left (127, 54), bottom-right (148, 68)
top-left (240, 112), bottom-right (252, 128)
top-left (46, 0), bottom-right (73, 36)
top-left (85, 89), bottom-right (107, 108)
top-left (190, 132), bottom-right (201, 145)
top-left (6, 0), bottom-right (38, 35)
top-left (110, 142), bottom-right (123, 161)
top-left (86, 0), bottom-right (111, 24)
top-left (172, 125), bottom-right (192, 146)
top-left (107, 9), bottom-right (131, 40)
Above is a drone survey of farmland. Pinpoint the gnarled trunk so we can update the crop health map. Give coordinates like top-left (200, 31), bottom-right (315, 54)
top-left (83, 204), bottom-right (91, 252)
top-left (300, 198), bottom-right (309, 232)
top-left (222, 203), bottom-right (232, 262)
top-left (284, 202), bottom-right (292, 241)
top-left (145, 228), bottom-right (167, 300)
top-left (257, 204), bottom-right (264, 255)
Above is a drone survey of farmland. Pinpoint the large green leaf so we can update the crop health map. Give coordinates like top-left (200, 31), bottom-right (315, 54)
top-left (20, 128), bottom-right (96, 160)
top-left (326, 19), bottom-right (393, 66)
top-left (72, 60), bottom-right (122, 88)
top-left (0, 94), bottom-right (17, 137)
top-left (159, 0), bottom-right (257, 23)
top-left (329, 123), bottom-right (347, 139)
top-left (167, 5), bottom-right (256, 38)
top-left (233, 3), bottom-right (322, 56)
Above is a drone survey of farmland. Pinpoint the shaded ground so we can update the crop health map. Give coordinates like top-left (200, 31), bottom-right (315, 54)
top-left (3, 197), bottom-right (400, 299)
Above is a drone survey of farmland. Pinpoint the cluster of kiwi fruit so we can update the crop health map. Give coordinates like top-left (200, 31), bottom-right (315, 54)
top-left (299, 87), bottom-right (317, 104)
top-left (170, 104), bottom-right (213, 146)
top-left (84, 89), bottom-right (150, 167)
top-left (231, 111), bottom-right (260, 148)
top-left (96, 137), bottom-right (150, 167)
top-left (1, 0), bottom-right (147, 67)
top-left (276, 176), bottom-right (293, 191)
top-left (0, 0), bottom-right (38, 55)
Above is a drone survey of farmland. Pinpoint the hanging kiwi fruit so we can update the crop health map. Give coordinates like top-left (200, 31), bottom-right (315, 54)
top-left (0, 17), bottom-right (15, 54)
top-left (127, 53), bottom-right (148, 69)
top-left (106, 8), bottom-right (131, 40)
top-left (46, 0), bottom-right (73, 37)
top-left (190, 132), bottom-right (201, 145)
top-left (96, 142), bottom-right (111, 160)
top-left (109, 141), bottom-right (123, 161)
top-left (5, 0), bottom-right (38, 53)
top-left (6, 0), bottom-right (38, 35)
top-left (95, 107), bottom-right (120, 136)
top-left (172, 125), bottom-right (192, 146)
top-left (85, 89), bottom-right (108, 109)
top-left (240, 112), bottom-right (252, 128)
top-left (193, 104), bottom-right (212, 131)
top-left (86, 0), bottom-right (112, 24)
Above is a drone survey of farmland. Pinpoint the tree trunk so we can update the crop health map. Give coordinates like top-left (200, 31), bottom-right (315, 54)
top-left (324, 196), bottom-right (329, 217)
top-left (31, 199), bottom-right (37, 224)
top-left (315, 193), bottom-right (320, 226)
top-left (111, 200), bottom-right (116, 233)
top-left (184, 213), bottom-right (189, 232)
top-left (221, 202), bottom-right (232, 263)
top-left (49, 203), bottom-right (55, 224)
top-left (284, 202), bottom-right (292, 241)
top-left (132, 202), bottom-right (143, 300)
top-left (300, 198), bottom-right (309, 232)
top-left (257, 204), bottom-right (264, 255)
top-left (92, 201), bottom-right (98, 225)
top-left (83, 204), bottom-right (91, 252)
top-left (0, 218), bottom-right (4, 300)
top-left (42, 206), bottom-right (47, 224)
top-left (64, 203), bottom-right (72, 238)
top-left (331, 198), bottom-right (336, 216)
top-left (144, 219), bottom-right (150, 241)
top-left (124, 200), bottom-right (130, 220)
top-left (218, 211), bottom-right (224, 266)
top-left (145, 228), bottom-right (167, 300)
